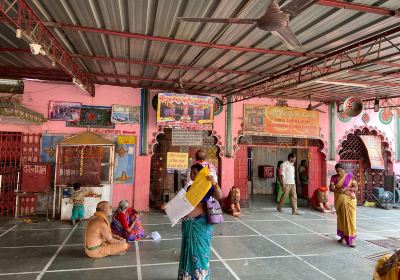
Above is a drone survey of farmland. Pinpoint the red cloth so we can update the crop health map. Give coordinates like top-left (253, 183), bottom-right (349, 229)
top-left (114, 212), bottom-right (129, 230)
top-left (310, 189), bottom-right (319, 209)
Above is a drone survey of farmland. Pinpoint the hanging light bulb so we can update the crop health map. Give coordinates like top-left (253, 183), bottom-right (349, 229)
top-left (374, 98), bottom-right (380, 112)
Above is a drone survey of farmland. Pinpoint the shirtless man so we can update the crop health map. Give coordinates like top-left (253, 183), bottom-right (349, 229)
top-left (84, 201), bottom-right (129, 258)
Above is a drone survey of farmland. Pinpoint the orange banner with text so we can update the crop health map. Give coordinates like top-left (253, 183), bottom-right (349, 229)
top-left (243, 105), bottom-right (320, 138)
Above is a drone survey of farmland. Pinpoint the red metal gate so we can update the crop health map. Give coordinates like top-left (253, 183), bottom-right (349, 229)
top-left (338, 127), bottom-right (389, 205)
top-left (0, 132), bottom-right (22, 216)
top-left (0, 132), bottom-right (41, 216)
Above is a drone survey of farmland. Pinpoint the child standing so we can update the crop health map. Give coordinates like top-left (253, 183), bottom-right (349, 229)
top-left (69, 183), bottom-right (86, 225)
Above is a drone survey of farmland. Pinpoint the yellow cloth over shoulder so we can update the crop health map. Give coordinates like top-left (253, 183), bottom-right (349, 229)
top-left (185, 167), bottom-right (212, 207)
top-left (373, 253), bottom-right (400, 280)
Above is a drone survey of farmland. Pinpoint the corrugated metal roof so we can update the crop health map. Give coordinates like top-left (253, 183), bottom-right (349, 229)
top-left (0, 0), bottom-right (399, 101)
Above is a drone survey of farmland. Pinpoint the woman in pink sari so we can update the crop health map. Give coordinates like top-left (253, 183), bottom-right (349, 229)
top-left (329, 163), bottom-right (358, 247)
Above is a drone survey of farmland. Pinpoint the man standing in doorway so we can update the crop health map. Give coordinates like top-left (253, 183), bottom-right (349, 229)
top-left (277, 153), bottom-right (301, 215)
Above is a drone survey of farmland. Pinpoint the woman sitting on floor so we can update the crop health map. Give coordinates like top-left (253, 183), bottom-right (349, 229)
top-left (111, 200), bottom-right (144, 241)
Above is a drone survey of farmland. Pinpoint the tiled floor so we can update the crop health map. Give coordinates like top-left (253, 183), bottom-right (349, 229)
top-left (0, 196), bottom-right (399, 280)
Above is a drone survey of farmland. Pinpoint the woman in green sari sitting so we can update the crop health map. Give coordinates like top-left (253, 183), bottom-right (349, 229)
top-left (329, 163), bottom-right (358, 248)
top-left (178, 164), bottom-right (223, 280)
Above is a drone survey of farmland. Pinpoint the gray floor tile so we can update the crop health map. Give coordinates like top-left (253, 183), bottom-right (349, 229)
top-left (0, 229), bottom-right (71, 246)
top-left (140, 213), bottom-right (171, 225)
top-left (0, 274), bottom-right (39, 280)
top-left (212, 221), bottom-right (256, 237)
top-left (66, 228), bottom-right (85, 245)
top-left (43, 267), bottom-right (138, 280)
top-left (48, 244), bottom-right (137, 271)
top-left (0, 225), bottom-right (16, 231)
top-left (14, 220), bottom-right (73, 230)
top-left (140, 261), bottom-right (235, 280)
top-left (357, 219), bottom-right (400, 232)
top-left (143, 223), bottom-right (182, 239)
top-left (267, 234), bottom-right (343, 256)
top-left (244, 220), bottom-right (311, 235)
top-left (302, 254), bottom-right (374, 280)
top-left (238, 211), bottom-right (283, 221)
top-left (139, 239), bottom-right (183, 265)
top-left (287, 219), bottom-right (337, 234)
top-left (211, 236), bottom-right (290, 259)
top-left (141, 263), bottom-right (179, 280)
top-left (0, 247), bottom-right (57, 274)
top-left (278, 210), bottom-right (333, 220)
top-left (226, 257), bottom-right (332, 280)
top-left (221, 214), bottom-right (238, 222)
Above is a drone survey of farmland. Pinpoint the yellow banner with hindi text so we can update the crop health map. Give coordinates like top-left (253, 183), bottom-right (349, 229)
top-left (243, 105), bottom-right (320, 138)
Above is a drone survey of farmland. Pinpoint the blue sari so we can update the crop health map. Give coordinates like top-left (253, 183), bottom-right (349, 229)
top-left (178, 215), bottom-right (213, 280)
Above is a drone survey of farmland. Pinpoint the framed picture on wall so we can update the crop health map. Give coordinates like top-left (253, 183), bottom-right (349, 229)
top-left (111, 105), bottom-right (140, 124)
top-left (48, 101), bottom-right (81, 121)
top-left (66, 105), bottom-right (114, 128)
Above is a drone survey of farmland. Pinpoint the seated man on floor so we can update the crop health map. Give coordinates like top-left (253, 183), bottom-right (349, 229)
top-left (228, 186), bottom-right (241, 217)
top-left (84, 201), bottom-right (129, 258)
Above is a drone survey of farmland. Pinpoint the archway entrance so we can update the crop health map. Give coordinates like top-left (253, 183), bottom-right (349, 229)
top-left (338, 126), bottom-right (393, 205)
top-left (234, 135), bottom-right (326, 207)
top-left (149, 128), bottom-right (221, 209)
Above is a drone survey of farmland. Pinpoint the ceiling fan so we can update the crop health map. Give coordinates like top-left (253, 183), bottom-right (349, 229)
top-left (306, 95), bottom-right (326, 113)
top-left (178, 0), bottom-right (316, 50)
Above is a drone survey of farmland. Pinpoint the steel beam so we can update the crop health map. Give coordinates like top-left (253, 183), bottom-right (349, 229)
top-left (222, 26), bottom-right (400, 104)
top-left (71, 54), bottom-right (271, 77)
top-left (3, 47), bottom-right (399, 81)
top-left (42, 21), bottom-right (321, 58)
top-left (94, 82), bottom-right (221, 96)
top-left (317, 0), bottom-right (400, 17)
top-left (0, 47), bottom-right (271, 77)
top-left (0, 71), bottom-right (71, 82)
top-left (0, 0), bottom-right (95, 96)
top-left (0, 65), bottom-right (66, 75)
top-left (325, 79), bottom-right (400, 88)
top-left (0, 65), bottom-right (233, 89)
top-left (92, 73), bottom-right (240, 89)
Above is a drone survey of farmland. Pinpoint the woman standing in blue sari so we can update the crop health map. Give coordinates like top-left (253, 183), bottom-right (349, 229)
top-left (178, 164), bottom-right (223, 280)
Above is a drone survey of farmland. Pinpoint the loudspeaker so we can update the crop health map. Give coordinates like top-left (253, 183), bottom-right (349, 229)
top-left (343, 97), bottom-right (363, 117)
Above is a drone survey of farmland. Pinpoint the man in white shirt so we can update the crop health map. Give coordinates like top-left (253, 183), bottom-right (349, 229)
top-left (277, 153), bottom-right (300, 215)
top-left (184, 149), bottom-right (218, 190)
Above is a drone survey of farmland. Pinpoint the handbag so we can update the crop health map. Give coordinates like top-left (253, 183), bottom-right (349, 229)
top-left (206, 196), bottom-right (224, 224)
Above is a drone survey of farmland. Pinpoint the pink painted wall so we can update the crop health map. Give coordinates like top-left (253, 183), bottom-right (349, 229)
top-left (334, 109), bottom-right (400, 173)
top-left (6, 81), bottom-right (381, 211)
top-left (0, 81), bottom-right (144, 208)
